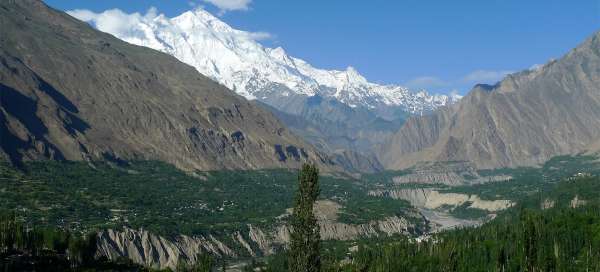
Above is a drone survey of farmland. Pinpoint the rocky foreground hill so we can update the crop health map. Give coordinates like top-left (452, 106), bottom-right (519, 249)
top-left (381, 30), bottom-right (600, 169)
top-left (0, 0), bottom-right (334, 171)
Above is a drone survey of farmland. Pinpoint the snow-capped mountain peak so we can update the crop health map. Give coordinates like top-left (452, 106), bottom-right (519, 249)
top-left (70, 7), bottom-right (460, 113)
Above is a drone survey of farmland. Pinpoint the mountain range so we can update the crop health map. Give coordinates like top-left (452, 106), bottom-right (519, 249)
top-left (2, 1), bottom-right (599, 174)
top-left (69, 7), bottom-right (461, 172)
top-left (0, 0), bottom-right (334, 171)
top-left (3, 2), bottom-right (600, 271)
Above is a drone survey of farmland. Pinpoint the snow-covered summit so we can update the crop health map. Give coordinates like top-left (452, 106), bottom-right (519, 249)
top-left (71, 7), bottom-right (460, 113)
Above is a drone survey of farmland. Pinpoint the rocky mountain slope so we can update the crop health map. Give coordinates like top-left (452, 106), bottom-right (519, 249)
top-left (381, 30), bottom-right (600, 169)
top-left (0, 0), bottom-right (333, 171)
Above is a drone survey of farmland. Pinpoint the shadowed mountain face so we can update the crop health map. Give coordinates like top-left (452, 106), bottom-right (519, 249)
top-left (381, 31), bottom-right (600, 170)
top-left (0, 0), bottom-right (335, 171)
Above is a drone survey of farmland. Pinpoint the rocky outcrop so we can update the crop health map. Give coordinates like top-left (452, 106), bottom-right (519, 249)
top-left (96, 228), bottom-right (236, 270)
top-left (96, 200), bottom-right (416, 270)
top-left (541, 199), bottom-right (556, 210)
top-left (381, 31), bottom-right (600, 169)
top-left (321, 216), bottom-right (411, 239)
top-left (268, 200), bottom-right (414, 243)
top-left (570, 195), bottom-right (587, 208)
top-left (0, 0), bottom-right (334, 171)
top-left (97, 216), bottom-right (413, 270)
top-left (369, 188), bottom-right (513, 212)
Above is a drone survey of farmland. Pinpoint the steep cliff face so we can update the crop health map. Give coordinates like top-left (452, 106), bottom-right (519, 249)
top-left (95, 200), bottom-right (421, 269)
top-left (96, 228), bottom-right (236, 269)
top-left (381, 31), bottom-right (600, 169)
top-left (0, 0), bottom-right (334, 171)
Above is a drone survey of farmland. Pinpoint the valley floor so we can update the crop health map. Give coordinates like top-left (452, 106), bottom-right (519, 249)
top-left (1, 155), bottom-right (599, 271)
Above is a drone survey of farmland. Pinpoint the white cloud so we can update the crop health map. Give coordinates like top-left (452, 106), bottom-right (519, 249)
top-left (67, 7), bottom-right (272, 43)
top-left (461, 70), bottom-right (513, 84)
top-left (201, 0), bottom-right (252, 13)
top-left (67, 8), bottom-right (158, 41)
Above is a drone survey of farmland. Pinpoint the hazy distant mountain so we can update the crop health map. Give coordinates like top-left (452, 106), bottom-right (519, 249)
top-left (381, 31), bottom-right (600, 169)
top-left (0, 0), bottom-right (335, 171)
top-left (260, 100), bottom-right (394, 172)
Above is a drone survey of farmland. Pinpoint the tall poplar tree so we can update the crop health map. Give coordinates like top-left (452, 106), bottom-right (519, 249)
top-left (288, 164), bottom-right (321, 272)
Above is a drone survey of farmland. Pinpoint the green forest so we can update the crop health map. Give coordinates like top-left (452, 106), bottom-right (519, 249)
top-left (336, 205), bottom-right (600, 271)
top-left (249, 175), bottom-right (600, 271)
top-left (1, 155), bottom-right (600, 271)
top-left (0, 161), bottom-right (417, 238)
top-left (0, 212), bottom-right (148, 271)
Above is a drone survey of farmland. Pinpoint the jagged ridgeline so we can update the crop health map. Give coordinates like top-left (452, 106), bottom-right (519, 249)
top-left (0, 0), bottom-right (336, 171)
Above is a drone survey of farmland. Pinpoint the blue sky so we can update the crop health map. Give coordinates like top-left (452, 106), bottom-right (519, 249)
top-left (46, 0), bottom-right (600, 94)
